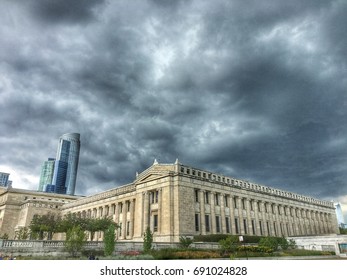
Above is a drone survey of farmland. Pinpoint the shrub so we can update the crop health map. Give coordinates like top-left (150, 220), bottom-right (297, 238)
top-left (179, 236), bottom-right (193, 248)
top-left (143, 227), bottom-right (153, 253)
top-left (219, 235), bottom-right (239, 254)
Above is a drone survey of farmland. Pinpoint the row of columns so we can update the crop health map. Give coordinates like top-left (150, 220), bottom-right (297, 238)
top-left (74, 199), bottom-right (136, 240)
top-left (197, 190), bottom-right (335, 237)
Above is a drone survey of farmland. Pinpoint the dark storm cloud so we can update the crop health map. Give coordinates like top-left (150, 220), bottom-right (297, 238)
top-left (0, 0), bottom-right (347, 218)
top-left (28, 0), bottom-right (107, 24)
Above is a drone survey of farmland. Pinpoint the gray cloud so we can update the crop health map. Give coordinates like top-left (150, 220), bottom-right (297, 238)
top-left (0, 0), bottom-right (346, 215)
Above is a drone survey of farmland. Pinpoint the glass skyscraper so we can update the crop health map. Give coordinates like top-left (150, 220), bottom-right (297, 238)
top-left (51, 133), bottom-right (80, 195)
top-left (38, 158), bottom-right (55, 192)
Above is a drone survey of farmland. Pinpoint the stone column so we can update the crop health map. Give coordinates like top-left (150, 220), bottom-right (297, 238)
top-left (199, 190), bottom-right (206, 235)
top-left (129, 199), bottom-right (135, 239)
top-left (143, 192), bottom-right (150, 235)
top-left (221, 194), bottom-right (226, 233)
top-left (122, 201), bottom-right (127, 239)
top-left (229, 195), bottom-right (236, 235)
top-left (246, 199), bottom-right (253, 235)
top-left (254, 200), bottom-right (260, 235)
top-left (210, 192), bottom-right (216, 234)
top-left (237, 197), bottom-right (244, 235)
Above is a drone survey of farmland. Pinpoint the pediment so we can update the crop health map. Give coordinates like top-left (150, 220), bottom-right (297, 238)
top-left (136, 173), bottom-right (163, 183)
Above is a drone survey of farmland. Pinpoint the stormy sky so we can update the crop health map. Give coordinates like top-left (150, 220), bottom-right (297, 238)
top-left (0, 0), bottom-right (347, 219)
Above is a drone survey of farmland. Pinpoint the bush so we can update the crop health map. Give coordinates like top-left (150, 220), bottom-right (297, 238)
top-left (194, 234), bottom-right (262, 243)
top-left (219, 235), bottom-right (239, 253)
top-left (179, 236), bottom-right (193, 248)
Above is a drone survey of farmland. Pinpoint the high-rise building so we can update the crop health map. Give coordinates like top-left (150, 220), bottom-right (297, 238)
top-left (334, 202), bottom-right (346, 228)
top-left (51, 133), bottom-right (80, 195)
top-left (0, 172), bottom-right (10, 187)
top-left (38, 158), bottom-right (55, 192)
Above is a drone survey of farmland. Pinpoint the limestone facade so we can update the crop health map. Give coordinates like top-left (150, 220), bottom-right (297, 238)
top-left (61, 161), bottom-right (339, 242)
top-left (0, 161), bottom-right (339, 242)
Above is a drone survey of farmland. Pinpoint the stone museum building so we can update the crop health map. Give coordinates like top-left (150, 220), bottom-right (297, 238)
top-left (0, 160), bottom-right (339, 242)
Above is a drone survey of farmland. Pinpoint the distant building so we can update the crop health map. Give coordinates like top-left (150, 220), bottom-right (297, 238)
top-left (42, 133), bottom-right (80, 195)
top-left (38, 158), bottom-right (55, 192)
top-left (0, 172), bottom-right (10, 187)
top-left (334, 202), bottom-right (346, 229)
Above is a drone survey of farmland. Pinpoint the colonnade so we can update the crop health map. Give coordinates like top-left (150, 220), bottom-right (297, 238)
top-left (195, 190), bottom-right (335, 237)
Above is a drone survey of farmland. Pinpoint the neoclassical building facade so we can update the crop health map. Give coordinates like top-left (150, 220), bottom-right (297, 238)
top-left (0, 160), bottom-right (339, 242)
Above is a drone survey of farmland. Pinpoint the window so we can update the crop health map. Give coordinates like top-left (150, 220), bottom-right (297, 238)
top-left (250, 200), bottom-right (254, 211)
top-left (251, 220), bottom-right (256, 235)
top-left (205, 215), bottom-right (210, 232)
top-left (257, 201), bottom-right (261, 212)
top-left (215, 193), bottom-right (219, 206)
top-left (119, 203), bottom-right (123, 213)
top-left (126, 221), bottom-right (130, 236)
top-left (224, 195), bottom-right (229, 207)
top-left (226, 217), bottom-right (230, 233)
top-left (259, 221), bottom-right (263, 235)
top-left (216, 216), bottom-right (221, 233)
top-left (205, 192), bottom-right (210, 204)
top-left (243, 219), bottom-right (248, 234)
top-left (233, 197), bottom-right (237, 208)
top-left (194, 189), bottom-right (199, 202)
top-left (266, 221), bottom-right (270, 235)
top-left (151, 191), bottom-right (159, 204)
top-left (127, 201), bottom-right (131, 212)
top-left (242, 198), bottom-right (246, 210)
top-left (153, 214), bottom-right (158, 232)
top-left (235, 218), bottom-right (239, 234)
top-left (195, 214), bottom-right (200, 231)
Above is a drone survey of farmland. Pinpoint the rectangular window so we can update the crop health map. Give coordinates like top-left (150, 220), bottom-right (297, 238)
top-left (205, 215), bottom-right (210, 232)
top-left (251, 220), bottom-right (256, 235)
top-left (266, 221), bottom-right (270, 235)
top-left (235, 218), bottom-right (239, 234)
top-left (153, 214), bottom-right (158, 232)
top-left (243, 219), bottom-right (248, 234)
top-left (233, 197), bottom-right (237, 208)
top-left (127, 201), bottom-right (131, 212)
top-left (257, 201), bottom-right (261, 212)
top-left (215, 193), bottom-right (219, 205)
top-left (151, 191), bottom-right (159, 204)
top-left (259, 221), bottom-right (263, 235)
top-left (226, 217), bottom-right (230, 233)
top-left (250, 200), bottom-right (254, 211)
top-left (195, 214), bottom-right (200, 231)
top-left (224, 195), bottom-right (229, 207)
top-left (242, 199), bottom-right (246, 210)
top-left (194, 189), bottom-right (199, 202)
top-left (126, 221), bottom-right (130, 236)
top-left (205, 192), bottom-right (209, 204)
top-left (119, 203), bottom-right (123, 213)
top-left (216, 216), bottom-right (220, 233)
top-left (119, 222), bottom-right (122, 237)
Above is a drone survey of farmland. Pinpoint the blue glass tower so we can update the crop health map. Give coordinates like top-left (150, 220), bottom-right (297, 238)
top-left (51, 133), bottom-right (80, 195)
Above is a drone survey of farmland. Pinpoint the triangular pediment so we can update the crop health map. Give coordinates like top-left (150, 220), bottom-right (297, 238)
top-left (137, 173), bottom-right (163, 182)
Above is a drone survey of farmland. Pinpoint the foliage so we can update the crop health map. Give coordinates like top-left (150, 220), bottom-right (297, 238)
top-left (64, 225), bottom-right (87, 257)
top-left (103, 223), bottom-right (116, 256)
top-left (259, 236), bottom-right (285, 251)
top-left (194, 234), bottom-right (262, 243)
top-left (339, 227), bottom-right (347, 234)
top-left (143, 227), bottom-right (153, 253)
top-left (0, 233), bottom-right (9, 239)
top-left (219, 235), bottom-right (239, 254)
top-left (29, 213), bottom-right (117, 241)
top-left (30, 214), bottom-right (60, 240)
top-left (172, 250), bottom-right (220, 259)
top-left (179, 236), bottom-right (193, 248)
top-left (15, 227), bottom-right (30, 240)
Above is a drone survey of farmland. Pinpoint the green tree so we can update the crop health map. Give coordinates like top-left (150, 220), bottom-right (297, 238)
top-left (64, 225), bottom-right (87, 258)
top-left (219, 235), bottom-right (239, 254)
top-left (104, 224), bottom-right (116, 256)
top-left (16, 227), bottom-right (30, 240)
top-left (179, 236), bottom-right (193, 248)
top-left (29, 214), bottom-right (59, 240)
top-left (143, 227), bottom-right (153, 253)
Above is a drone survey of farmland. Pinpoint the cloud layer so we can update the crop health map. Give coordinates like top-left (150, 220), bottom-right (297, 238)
top-left (1, 0), bottom-right (347, 221)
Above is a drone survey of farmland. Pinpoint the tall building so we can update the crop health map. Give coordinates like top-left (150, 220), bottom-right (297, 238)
top-left (38, 158), bottom-right (55, 192)
top-left (0, 172), bottom-right (10, 187)
top-left (334, 202), bottom-right (346, 228)
top-left (50, 133), bottom-right (80, 195)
